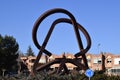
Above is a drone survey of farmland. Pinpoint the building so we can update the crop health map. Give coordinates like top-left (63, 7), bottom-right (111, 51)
top-left (86, 53), bottom-right (105, 71)
top-left (20, 53), bottom-right (120, 75)
top-left (20, 56), bottom-right (46, 72)
top-left (104, 53), bottom-right (120, 75)
top-left (86, 53), bottom-right (120, 75)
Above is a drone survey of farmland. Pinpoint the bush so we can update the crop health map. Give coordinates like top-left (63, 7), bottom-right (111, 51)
top-left (0, 71), bottom-right (120, 80)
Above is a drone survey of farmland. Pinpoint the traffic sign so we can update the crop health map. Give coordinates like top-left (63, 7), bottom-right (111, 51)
top-left (85, 69), bottom-right (94, 78)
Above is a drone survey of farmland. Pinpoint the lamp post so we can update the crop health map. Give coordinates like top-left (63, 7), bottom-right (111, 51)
top-left (97, 43), bottom-right (101, 54)
top-left (97, 43), bottom-right (101, 70)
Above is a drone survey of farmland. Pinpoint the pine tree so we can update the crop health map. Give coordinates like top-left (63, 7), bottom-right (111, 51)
top-left (26, 45), bottom-right (35, 56)
top-left (0, 35), bottom-right (19, 75)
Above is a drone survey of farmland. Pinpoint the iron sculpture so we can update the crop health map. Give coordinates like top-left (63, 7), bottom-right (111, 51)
top-left (31, 8), bottom-right (91, 75)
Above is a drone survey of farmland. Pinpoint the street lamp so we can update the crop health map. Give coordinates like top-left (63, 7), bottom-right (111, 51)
top-left (97, 43), bottom-right (101, 54)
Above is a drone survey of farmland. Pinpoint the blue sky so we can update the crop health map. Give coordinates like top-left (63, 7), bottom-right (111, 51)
top-left (0, 0), bottom-right (120, 55)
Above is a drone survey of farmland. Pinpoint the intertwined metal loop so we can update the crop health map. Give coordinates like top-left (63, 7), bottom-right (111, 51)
top-left (32, 8), bottom-right (91, 74)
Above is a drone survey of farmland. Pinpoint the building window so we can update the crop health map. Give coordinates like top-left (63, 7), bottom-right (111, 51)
top-left (111, 69), bottom-right (120, 74)
top-left (93, 58), bottom-right (102, 64)
top-left (87, 59), bottom-right (91, 63)
top-left (93, 59), bottom-right (98, 64)
top-left (107, 59), bottom-right (112, 63)
top-left (98, 60), bottom-right (102, 64)
top-left (114, 58), bottom-right (120, 65)
top-left (30, 59), bottom-right (35, 63)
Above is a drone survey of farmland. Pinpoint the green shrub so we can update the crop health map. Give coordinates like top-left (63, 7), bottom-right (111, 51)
top-left (0, 71), bottom-right (120, 80)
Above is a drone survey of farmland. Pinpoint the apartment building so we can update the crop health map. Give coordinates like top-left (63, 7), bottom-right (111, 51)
top-left (86, 53), bottom-right (105, 71)
top-left (20, 53), bottom-right (120, 75)
top-left (20, 56), bottom-right (46, 72)
top-left (86, 53), bottom-right (120, 75)
top-left (104, 53), bottom-right (120, 75)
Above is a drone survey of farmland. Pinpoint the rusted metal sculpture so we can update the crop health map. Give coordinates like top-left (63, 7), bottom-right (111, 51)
top-left (31, 8), bottom-right (91, 75)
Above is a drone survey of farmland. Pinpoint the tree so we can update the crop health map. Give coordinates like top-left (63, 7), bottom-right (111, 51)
top-left (26, 45), bottom-right (35, 56)
top-left (0, 35), bottom-right (19, 75)
top-left (18, 50), bottom-right (25, 57)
